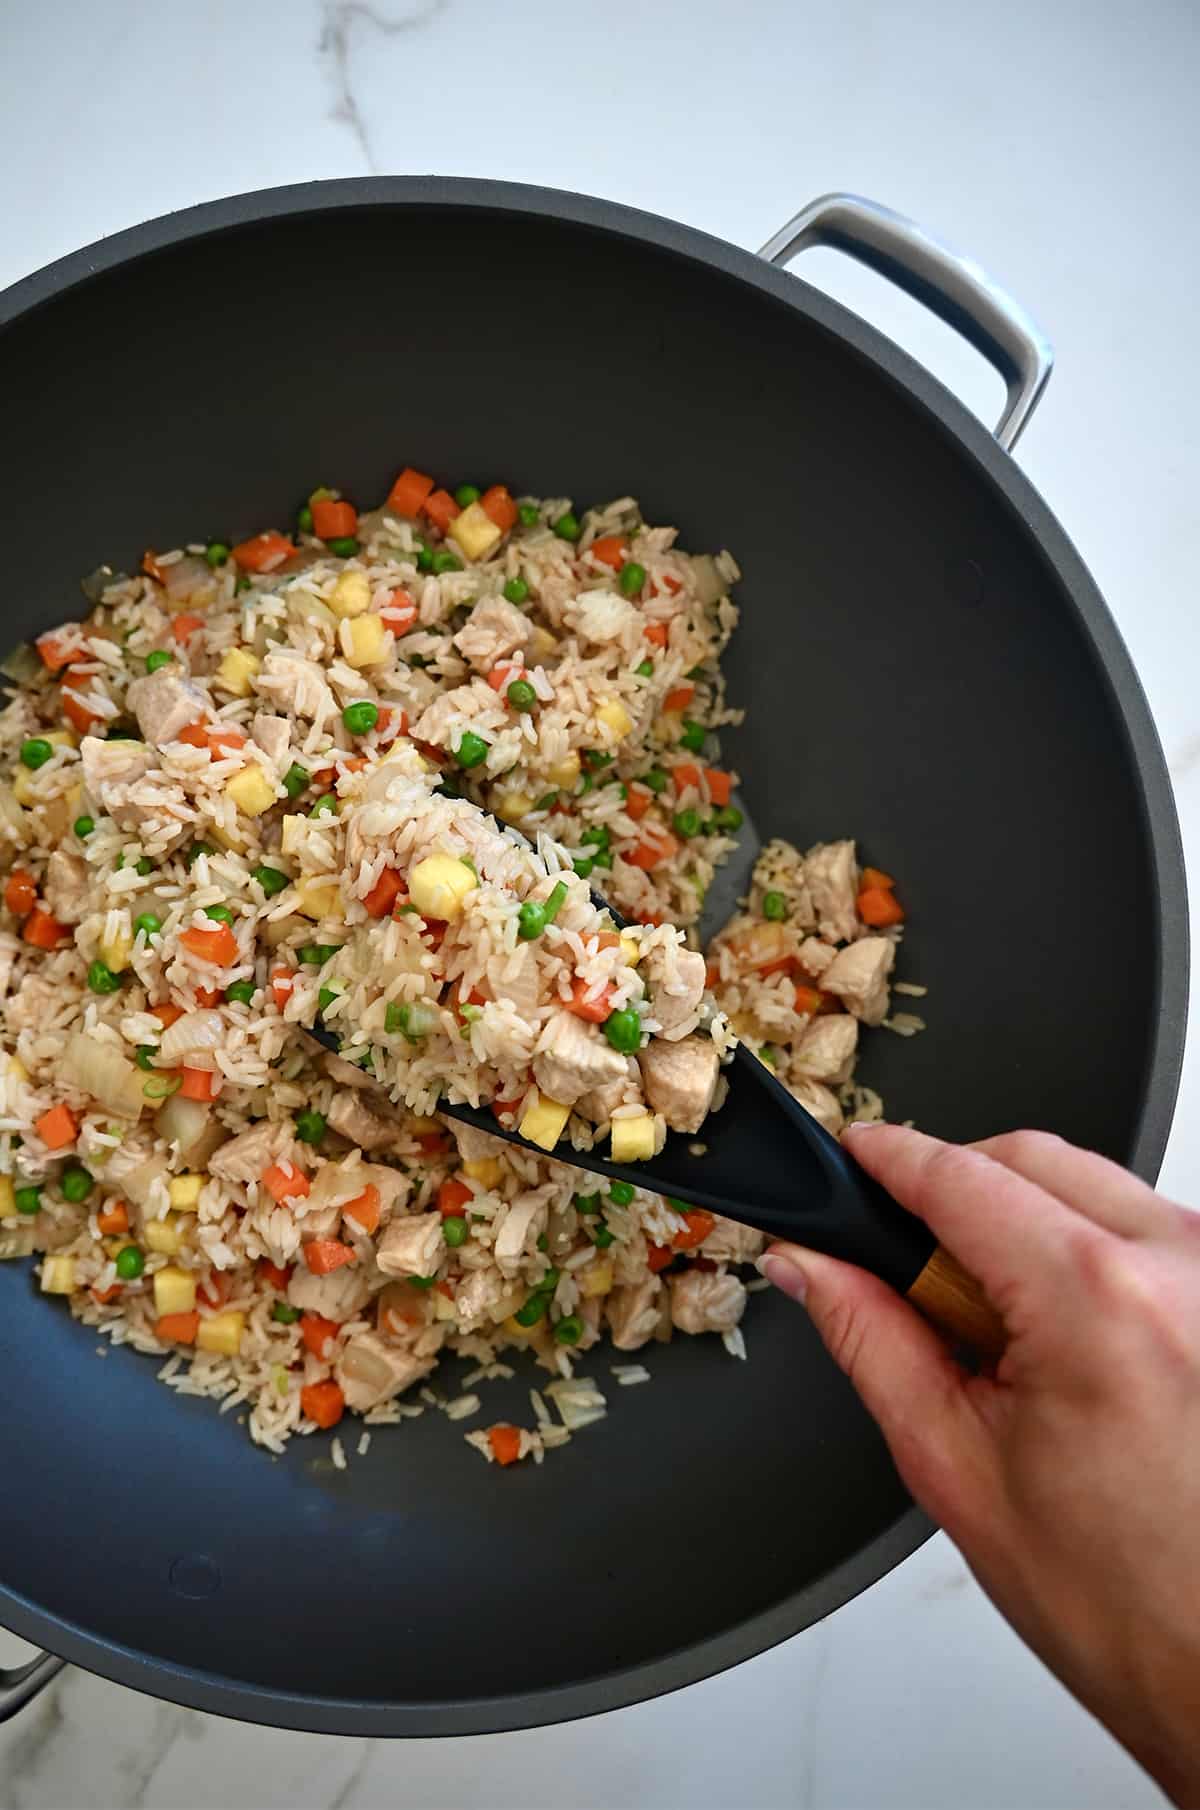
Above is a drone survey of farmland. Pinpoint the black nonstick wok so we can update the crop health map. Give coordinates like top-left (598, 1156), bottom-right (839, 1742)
top-left (0, 181), bottom-right (1186, 1734)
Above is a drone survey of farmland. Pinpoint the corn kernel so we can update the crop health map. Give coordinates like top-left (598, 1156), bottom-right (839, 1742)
top-left (596, 699), bottom-right (632, 739)
top-left (618, 933), bottom-right (641, 966)
top-left (519, 1091), bottom-right (571, 1151)
top-left (580, 1260), bottom-right (614, 1298)
top-left (144, 1215), bottom-right (182, 1255)
top-left (215, 647), bottom-right (261, 697)
top-left (448, 501), bottom-right (503, 562)
top-left (0, 1177), bottom-right (14, 1217)
top-left (431, 1289), bottom-right (457, 1323)
top-left (153, 1264), bottom-right (196, 1316)
top-left (462, 1156), bottom-right (502, 1189)
top-left (99, 928), bottom-right (133, 974)
top-left (547, 750), bottom-right (580, 788)
top-left (530, 626), bottom-right (559, 661)
top-left (340, 614), bottom-right (388, 668)
top-left (12, 767), bottom-right (38, 807)
top-left (224, 766), bottom-right (277, 817)
top-left (502, 1312), bottom-right (545, 1344)
top-left (495, 790), bottom-right (534, 825)
top-left (295, 877), bottom-right (341, 921)
top-left (610, 1112), bottom-right (657, 1162)
top-left (7, 1055), bottom-right (28, 1084)
top-left (197, 1309), bottom-right (244, 1356)
top-left (409, 854), bottom-right (477, 922)
top-left (407, 1115), bottom-right (442, 1135)
top-left (168, 1174), bottom-right (204, 1211)
top-left (44, 730), bottom-right (79, 751)
top-left (40, 1255), bottom-right (76, 1295)
top-left (329, 570), bottom-right (371, 619)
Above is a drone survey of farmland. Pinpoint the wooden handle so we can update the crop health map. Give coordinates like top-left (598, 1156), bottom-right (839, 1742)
top-left (905, 1244), bottom-right (1006, 1358)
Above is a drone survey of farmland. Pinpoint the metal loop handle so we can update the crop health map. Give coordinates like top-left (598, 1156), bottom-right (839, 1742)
top-left (759, 192), bottom-right (1053, 451)
top-left (0, 1651), bottom-right (65, 1722)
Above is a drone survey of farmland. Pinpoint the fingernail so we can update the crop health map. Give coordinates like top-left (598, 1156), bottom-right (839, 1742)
top-left (758, 1250), bottom-right (808, 1304)
top-left (844, 1118), bottom-right (887, 1137)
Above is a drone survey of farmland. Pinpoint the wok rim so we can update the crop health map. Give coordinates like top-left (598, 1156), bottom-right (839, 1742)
top-left (0, 176), bottom-right (1186, 1735)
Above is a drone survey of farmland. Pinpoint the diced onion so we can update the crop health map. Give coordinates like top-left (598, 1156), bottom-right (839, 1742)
top-left (158, 1010), bottom-right (225, 1064)
top-left (156, 1093), bottom-right (213, 1160)
top-left (61, 1031), bottom-right (144, 1117)
top-left (691, 554), bottom-right (726, 608)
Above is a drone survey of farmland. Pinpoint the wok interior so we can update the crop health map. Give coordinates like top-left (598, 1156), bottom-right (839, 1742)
top-left (0, 199), bottom-right (1160, 1715)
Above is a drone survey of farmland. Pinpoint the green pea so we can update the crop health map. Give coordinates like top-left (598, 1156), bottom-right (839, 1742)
top-left (73, 815), bottom-right (95, 838)
top-left (115, 1245), bottom-right (144, 1280)
top-left (673, 808), bottom-right (702, 840)
top-left (759, 1044), bottom-right (778, 1068)
top-left (252, 865), bottom-right (289, 897)
top-left (443, 1215), bottom-right (469, 1248)
top-left (415, 542), bottom-right (435, 572)
top-left (580, 825), bottom-right (610, 849)
top-left (272, 1300), bottom-right (301, 1324)
top-left (454, 483), bottom-right (481, 507)
top-left (342, 700), bottom-right (379, 736)
top-left (642, 768), bottom-right (668, 793)
top-left (618, 561), bottom-right (646, 598)
top-left (572, 855), bottom-right (594, 879)
top-left (574, 1192), bottom-right (602, 1215)
top-left (204, 904), bottom-right (234, 925)
top-left (14, 1185), bottom-right (41, 1215)
top-left (534, 792), bottom-right (558, 812)
top-left (283, 763), bottom-right (310, 798)
top-left (135, 857), bottom-right (153, 876)
top-left (502, 577), bottom-right (529, 605)
top-left (199, 540), bottom-right (229, 568)
top-left (61, 1165), bottom-right (93, 1203)
top-left (666, 1198), bottom-right (694, 1214)
top-left (590, 1221), bottom-right (615, 1249)
top-left (328, 536), bottom-right (359, 558)
top-left (187, 842), bottom-right (214, 866)
top-left (506, 679), bottom-right (537, 713)
top-left (134, 913), bottom-right (161, 937)
top-left (552, 512), bottom-right (580, 543)
top-left (407, 1274), bottom-right (436, 1289)
top-left (603, 1005), bottom-right (642, 1053)
top-left (235, 576), bottom-right (252, 593)
top-left (299, 943), bottom-right (339, 965)
top-left (295, 1110), bottom-right (326, 1146)
top-left (635, 658), bottom-right (654, 677)
top-left (518, 503), bottom-right (540, 526)
top-left (554, 1314), bottom-right (584, 1346)
top-left (309, 794), bottom-right (338, 818)
top-left (514, 1290), bottom-right (549, 1327)
top-left (609, 1181), bottom-right (635, 1206)
top-left (679, 719), bottom-right (706, 753)
top-left (431, 551), bottom-right (462, 575)
top-left (455, 730), bottom-right (489, 769)
top-left (87, 960), bottom-right (121, 995)
top-left (145, 649), bottom-right (173, 673)
top-left (19, 738), bottom-right (52, 770)
top-left (592, 849), bottom-right (614, 870)
top-left (583, 749), bottom-right (613, 771)
top-left (225, 980), bottom-right (256, 1006)
top-left (714, 805), bottom-right (743, 832)
top-left (762, 890), bottom-right (787, 921)
top-left (135, 1044), bottom-right (158, 1070)
top-left (296, 504), bottom-right (314, 534)
top-left (517, 900), bottom-right (547, 941)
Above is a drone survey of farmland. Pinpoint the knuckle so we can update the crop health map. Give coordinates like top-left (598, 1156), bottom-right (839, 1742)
top-left (819, 1295), bottom-right (874, 1383)
top-left (1001, 1128), bottom-right (1063, 1166)
top-left (921, 1142), bottom-right (981, 1196)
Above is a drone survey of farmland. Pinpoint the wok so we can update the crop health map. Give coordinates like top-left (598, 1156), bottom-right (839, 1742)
top-left (0, 180), bottom-right (1185, 1734)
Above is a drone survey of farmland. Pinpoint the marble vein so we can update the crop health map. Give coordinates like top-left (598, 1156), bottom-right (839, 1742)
top-left (321, 0), bottom-right (449, 172)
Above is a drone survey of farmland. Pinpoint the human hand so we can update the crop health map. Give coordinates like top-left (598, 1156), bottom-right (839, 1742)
top-left (761, 1124), bottom-right (1200, 1808)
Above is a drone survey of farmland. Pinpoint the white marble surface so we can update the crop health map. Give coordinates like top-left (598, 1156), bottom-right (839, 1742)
top-left (1, 0), bottom-right (1197, 1804)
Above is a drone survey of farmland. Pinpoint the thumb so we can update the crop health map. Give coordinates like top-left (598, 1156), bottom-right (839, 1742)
top-left (761, 1241), bottom-right (983, 1510)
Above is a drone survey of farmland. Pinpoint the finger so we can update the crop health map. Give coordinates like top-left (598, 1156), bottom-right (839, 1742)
top-left (760, 1241), bottom-right (991, 1522)
top-left (842, 1121), bottom-right (1095, 1305)
top-left (970, 1130), bottom-right (1168, 1238)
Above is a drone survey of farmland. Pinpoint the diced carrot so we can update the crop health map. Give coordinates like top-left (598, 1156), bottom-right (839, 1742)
top-left (757, 956), bottom-right (799, 979)
top-left (415, 1132), bottom-right (448, 1156)
top-left (590, 535), bottom-right (627, 570)
top-left (232, 531), bottom-right (294, 573)
top-left (421, 919), bottom-right (447, 951)
top-left (64, 692), bottom-right (104, 735)
top-left (142, 550), bottom-right (166, 583)
top-left (303, 1239), bottom-right (356, 1276)
top-left (857, 887), bottom-right (905, 928)
top-left (96, 1201), bottom-right (129, 1236)
top-left (387, 467), bottom-right (435, 517)
top-left (259, 1259), bottom-right (292, 1290)
top-left (410, 738), bottom-right (448, 766)
top-left (4, 870), bottom-right (37, 916)
top-left (311, 498), bottom-right (357, 540)
top-left (151, 1001), bottom-right (185, 1028)
top-left (671, 762), bottom-right (703, 796)
top-left (860, 866), bottom-right (895, 892)
top-left (794, 985), bottom-right (824, 1016)
top-left (672, 1208), bottom-right (715, 1251)
top-left (435, 1279), bottom-right (455, 1300)
top-left (437, 1179), bottom-right (473, 1218)
top-left (422, 488), bottom-right (461, 533)
top-left (594, 931), bottom-right (621, 951)
top-left (705, 960), bottom-right (720, 988)
top-left (61, 668), bottom-right (94, 692)
top-left (179, 1067), bottom-right (218, 1103)
top-left (177, 722), bottom-right (211, 748)
top-left (300, 1312), bottom-right (338, 1358)
top-left (36, 1104), bottom-right (78, 1150)
top-left (656, 573), bottom-right (683, 596)
top-left (636, 911), bottom-right (665, 927)
top-left (172, 612), bottom-right (205, 645)
top-left (704, 768), bottom-right (732, 807)
top-left (488, 661), bottom-right (524, 692)
top-left (381, 587), bottom-right (417, 633)
top-left (643, 622), bottom-right (669, 647)
top-left (342, 1184), bottom-right (382, 1238)
top-left (91, 1284), bottom-right (122, 1305)
top-left (646, 1243), bottom-right (673, 1273)
top-left (271, 968), bottom-right (295, 1010)
top-left (262, 1162), bottom-right (310, 1204)
top-left (624, 785), bottom-right (653, 822)
top-left (363, 866), bottom-right (405, 918)
top-left (663, 684), bottom-right (694, 713)
top-left (626, 831), bottom-right (679, 871)
top-left (480, 485), bottom-right (518, 532)
top-left (375, 705), bottom-right (408, 744)
top-left (488, 1424), bottom-right (522, 1467)
top-left (23, 907), bottom-right (69, 950)
top-left (193, 987), bottom-right (222, 1009)
top-left (301, 1379), bottom-right (345, 1428)
top-left (206, 728), bottom-right (246, 754)
top-left (491, 1098), bottom-right (523, 1125)
top-left (566, 976), bottom-right (615, 1023)
top-left (180, 924), bottom-right (238, 966)
top-left (35, 629), bottom-right (84, 673)
top-left (197, 1272), bottom-right (229, 1310)
top-left (156, 1311), bottom-right (199, 1344)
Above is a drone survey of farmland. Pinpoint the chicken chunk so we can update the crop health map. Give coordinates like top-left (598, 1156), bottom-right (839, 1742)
top-left (606, 1275), bottom-right (663, 1351)
top-left (702, 1215), bottom-right (765, 1265)
top-left (797, 937), bottom-right (836, 978)
top-left (80, 734), bottom-right (152, 806)
top-left (789, 1078), bottom-right (845, 1138)
top-left (642, 943), bottom-right (706, 1041)
top-left (322, 1051), bottom-right (375, 1091)
top-left (257, 649), bottom-right (335, 721)
top-left (210, 1120), bottom-right (299, 1186)
top-left (492, 1187), bottom-right (552, 1268)
top-left (287, 1263), bottom-right (373, 1321)
top-left (669, 1268), bottom-right (747, 1336)
top-left (637, 1035), bottom-right (720, 1134)
top-left (792, 1013), bottom-right (859, 1084)
top-left (804, 840), bottom-right (860, 945)
top-left (376, 1211), bottom-right (445, 1279)
top-left (335, 1330), bottom-right (434, 1413)
top-left (452, 595), bottom-right (531, 671)
top-left (532, 1009), bottom-right (628, 1106)
top-left (326, 1090), bottom-right (401, 1155)
top-left (126, 668), bottom-right (209, 745)
top-left (409, 685), bottom-right (480, 751)
top-left (576, 1062), bottom-right (638, 1125)
top-left (820, 936), bottom-right (895, 1026)
top-left (42, 850), bottom-right (89, 925)
top-left (251, 711), bottom-right (293, 769)
top-left (450, 1121), bottom-right (508, 1165)
top-left (453, 1265), bottom-right (512, 1329)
